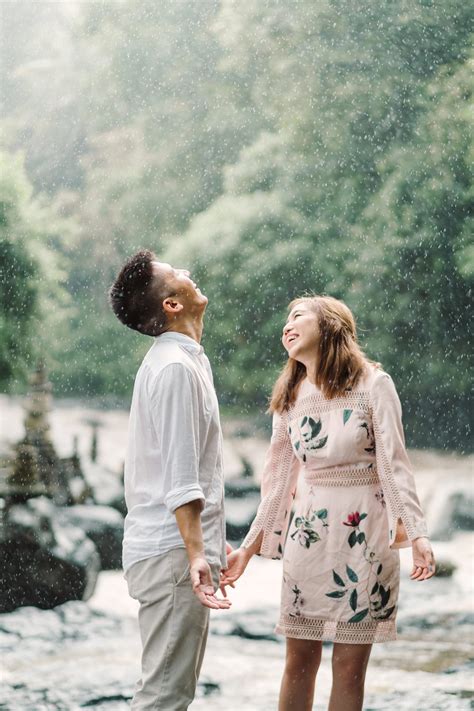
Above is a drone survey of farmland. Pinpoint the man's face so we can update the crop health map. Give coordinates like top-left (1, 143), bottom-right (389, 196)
top-left (152, 261), bottom-right (208, 310)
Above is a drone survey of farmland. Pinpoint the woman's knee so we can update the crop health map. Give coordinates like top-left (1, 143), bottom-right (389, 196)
top-left (331, 648), bottom-right (370, 688)
top-left (332, 661), bottom-right (366, 689)
top-left (284, 639), bottom-right (322, 677)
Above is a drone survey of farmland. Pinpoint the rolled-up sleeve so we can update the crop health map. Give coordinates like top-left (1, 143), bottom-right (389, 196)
top-left (150, 363), bottom-right (205, 514)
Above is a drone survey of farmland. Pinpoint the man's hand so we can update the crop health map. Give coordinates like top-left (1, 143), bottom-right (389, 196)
top-left (220, 547), bottom-right (252, 587)
top-left (410, 537), bottom-right (436, 581)
top-left (190, 555), bottom-right (232, 610)
top-left (174, 501), bottom-right (231, 609)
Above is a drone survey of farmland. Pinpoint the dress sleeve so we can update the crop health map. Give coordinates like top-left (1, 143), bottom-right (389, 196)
top-left (241, 410), bottom-right (300, 559)
top-left (150, 363), bottom-right (205, 514)
top-left (371, 371), bottom-right (429, 548)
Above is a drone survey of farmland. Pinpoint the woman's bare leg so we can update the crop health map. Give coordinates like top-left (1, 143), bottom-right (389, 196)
top-left (278, 638), bottom-right (323, 711)
top-left (328, 642), bottom-right (372, 711)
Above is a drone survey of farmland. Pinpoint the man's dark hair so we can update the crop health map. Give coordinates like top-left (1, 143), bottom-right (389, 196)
top-left (108, 250), bottom-right (170, 336)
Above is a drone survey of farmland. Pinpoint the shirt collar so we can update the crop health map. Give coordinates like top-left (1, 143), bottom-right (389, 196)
top-left (156, 331), bottom-right (204, 355)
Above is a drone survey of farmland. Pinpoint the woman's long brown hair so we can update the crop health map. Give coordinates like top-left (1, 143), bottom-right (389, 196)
top-left (269, 296), bottom-right (377, 413)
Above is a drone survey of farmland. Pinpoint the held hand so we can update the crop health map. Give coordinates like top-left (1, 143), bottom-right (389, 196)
top-left (190, 556), bottom-right (232, 610)
top-left (410, 537), bottom-right (436, 581)
top-left (220, 542), bottom-right (236, 596)
top-left (220, 547), bottom-right (251, 586)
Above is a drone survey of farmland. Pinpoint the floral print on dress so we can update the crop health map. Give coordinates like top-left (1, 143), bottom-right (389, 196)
top-left (290, 507), bottom-right (328, 548)
top-left (282, 573), bottom-right (306, 617)
top-left (375, 488), bottom-right (386, 508)
top-left (291, 583), bottom-right (304, 616)
top-left (289, 416), bottom-right (328, 463)
top-left (360, 421), bottom-right (375, 454)
top-left (325, 511), bottom-right (396, 623)
top-left (343, 510), bottom-right (379, 565)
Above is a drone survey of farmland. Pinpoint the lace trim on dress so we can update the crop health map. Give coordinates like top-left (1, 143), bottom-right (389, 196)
top-left (242, 411), bottom-right (295, 557)
top-left (289, 391), bottom-right (371, 420)
top-left (303, 466), bottom-right (380, 488)
top-left (372, 413), bottom-right (415, 539)
top-left (276, 614), bottom-right (397, 644)
top-left (372, 410), bottom-right (428, 541)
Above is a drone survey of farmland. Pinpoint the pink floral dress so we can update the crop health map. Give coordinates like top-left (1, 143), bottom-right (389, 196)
top-left (242, 367), bottom-right (428, 644)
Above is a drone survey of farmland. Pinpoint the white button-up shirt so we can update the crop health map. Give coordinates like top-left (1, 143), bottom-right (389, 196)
top-left (122, 331), bottom-right (226, 573)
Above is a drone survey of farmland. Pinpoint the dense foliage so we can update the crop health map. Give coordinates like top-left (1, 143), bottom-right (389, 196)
top-left (0, 153), bottom-right (70, 387)
top-left (1, 0), bottom-right (472, 449)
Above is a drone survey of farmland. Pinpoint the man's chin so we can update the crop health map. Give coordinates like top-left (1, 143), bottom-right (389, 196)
top-left (191, 294), bottom-right (208, 314)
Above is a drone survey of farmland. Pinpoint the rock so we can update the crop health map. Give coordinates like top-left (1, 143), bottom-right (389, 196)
top-left (451, 494), bottom-right (474, 531)
top-left (80, 693), bottom-right (133, 707)
top-left (225, 479), bottom-right (260, 498)
top-left (197, 678), bottom-right (221, 698)
top-left (222, 433), bottom-right (269, 484)
top-left (435, 558), bottom-right (457, 577)
top-left (398, 611), bottom-right (474, 632)
top-left (222, 440), bottom-right (245, 480)
top-left (0, 601), bottom-right (136, 709)
top-left (0, 497), bottom-right (100, 612)
top-left (1, 600), bottom-right (220, 708)
top-left (224, 464), bottom-right (261, 542)
top-left (108, 492), bottom-right (127, 517)
top-left (57, 505), bottom-right (124, 570)
top-left (427, 486), bottom-right (473, 541)
top-left (225, 493), bottom-right (260, 542)
top-left (211, 608), bottom-right (279, 642)
top-left (82, 460), bottom-right (125, 513)
top-left (230, 622), bottom-right (278, 642)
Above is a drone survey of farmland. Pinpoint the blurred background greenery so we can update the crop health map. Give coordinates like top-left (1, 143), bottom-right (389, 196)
top-left (0, 0), bottom-right (472, 450)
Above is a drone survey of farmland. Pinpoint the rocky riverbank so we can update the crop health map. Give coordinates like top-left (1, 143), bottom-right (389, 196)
top-left (1, 547), bottom-right (473, 710)
top-left (0, 396), bottom-right (473, 709)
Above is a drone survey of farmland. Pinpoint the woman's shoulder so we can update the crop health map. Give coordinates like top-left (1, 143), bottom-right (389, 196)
top-left (359, 364), bottom-right (401, 404)
top-left (357, 363), bottom-right (394, 391)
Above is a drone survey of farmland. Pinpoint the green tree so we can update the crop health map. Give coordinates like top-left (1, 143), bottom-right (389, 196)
top-left (0, 152), bottom-right (70, 389)
top-left (44, 0), bottom-right (265, 397)
top-left (0, 2), bottom-right (86, 193)
top-left (168, 0), bottom-right (472, 450)
top-left (350, 55), bottom-right (473, 448)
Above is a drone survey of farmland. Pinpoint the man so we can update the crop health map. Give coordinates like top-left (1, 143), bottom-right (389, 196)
top-left (109, 250), bottom-right (231, 710)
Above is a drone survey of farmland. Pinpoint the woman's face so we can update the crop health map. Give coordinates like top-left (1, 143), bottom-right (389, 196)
top-left (282, 302), bottom-right (319, 361)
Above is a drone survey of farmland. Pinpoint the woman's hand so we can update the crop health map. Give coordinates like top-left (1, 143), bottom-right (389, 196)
top-left (220, 547), bottom-right (252, 587)
top-left (410, 537), bottom-right (436, 581)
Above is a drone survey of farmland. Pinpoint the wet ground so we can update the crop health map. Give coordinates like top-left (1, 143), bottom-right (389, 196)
top-left (2, 547), bottom-right (473, 710)
top-left (1, 396), bottom-right (473, 709)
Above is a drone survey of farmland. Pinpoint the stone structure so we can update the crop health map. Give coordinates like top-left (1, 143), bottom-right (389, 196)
top-left (0, 363), bottom-right (124, 613)
top-left (3, 362), bottom-right (93, 506)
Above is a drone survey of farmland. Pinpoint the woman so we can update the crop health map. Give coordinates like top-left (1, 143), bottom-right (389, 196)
top-left (221, 295), bottom-right (435, 711)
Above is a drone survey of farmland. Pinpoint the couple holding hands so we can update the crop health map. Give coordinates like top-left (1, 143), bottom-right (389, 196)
top-left (109, 250), bottom-right (435, 711)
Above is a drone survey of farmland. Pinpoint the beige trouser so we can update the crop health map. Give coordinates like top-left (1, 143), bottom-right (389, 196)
top-left (125, 548), bottom-right (219, 711)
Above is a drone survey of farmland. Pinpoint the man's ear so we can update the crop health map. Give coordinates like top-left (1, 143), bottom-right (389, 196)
top-left (163, 297), bottom-right (184, 316)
